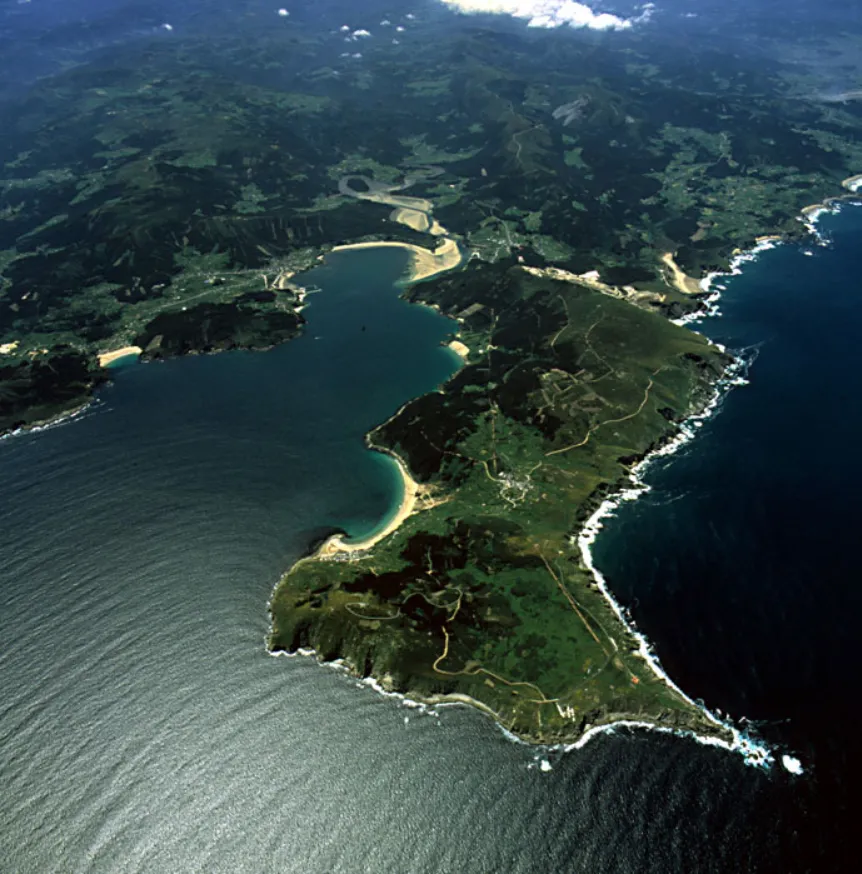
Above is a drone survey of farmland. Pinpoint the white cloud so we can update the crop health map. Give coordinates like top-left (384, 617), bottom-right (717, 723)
top-left (435, 1), bottom-right (653, 32)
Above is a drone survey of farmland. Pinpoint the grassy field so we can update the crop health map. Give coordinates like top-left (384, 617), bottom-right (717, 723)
top-left (270, 262), bottom-right (733, 743)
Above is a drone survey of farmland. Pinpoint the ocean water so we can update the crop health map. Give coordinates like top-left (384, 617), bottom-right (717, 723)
top-left (0, 242), bottom-right (772, 872)
top-left (2, 226), bottom-right (857, 872)
top-left (1, 1), bottom-right (860, 870)
top-left (593, 205), bottom-right (862, 869)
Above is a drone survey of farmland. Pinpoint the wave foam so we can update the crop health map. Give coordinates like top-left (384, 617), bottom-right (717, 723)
top-left (1, 399), bottom-right (97, 442)
top-left (266, 350), bottom-right (778, 769)
top-left (782, 754), bottom-right (803, 775)
top-left (670, 238), bottom-right (782, 328)
top-left (436, 0), bottom-right (654, 31)
top-left (574, 352), bottom-right (776, 769)
top-left (265, 225), bottom-right (835, 771)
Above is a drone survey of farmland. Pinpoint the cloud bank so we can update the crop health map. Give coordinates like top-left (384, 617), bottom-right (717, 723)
top-left (436, 1), bottom-right (653, 31)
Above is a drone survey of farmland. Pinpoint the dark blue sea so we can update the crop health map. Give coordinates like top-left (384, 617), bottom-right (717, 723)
top-left (594, 206), bottom-right (862, 870)
top-left (1, 1), bottom-right (860, 871)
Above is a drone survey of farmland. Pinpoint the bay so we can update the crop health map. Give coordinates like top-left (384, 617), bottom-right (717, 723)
top-left (3, 212), bottom-right (859, 872)
top-left (3, 209), bottom-right (860, 872)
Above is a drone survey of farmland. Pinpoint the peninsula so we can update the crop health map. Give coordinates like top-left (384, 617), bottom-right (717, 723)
top-left (269, 254), bottom-right (735, 745)
top-left (2, 3), bottom-right (861, 755)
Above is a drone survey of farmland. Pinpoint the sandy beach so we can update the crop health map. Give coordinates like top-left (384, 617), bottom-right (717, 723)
top-left (661, 252), bottom-right (702, 294)
top-left (319, 453), bottom-right (427, 556)
top-left (448, 340), bottom-right (470, 359)
top-left (390, 206), bottom-right (431, 233)
top-left (333, 238), bottom-right (462, 282)
top-left (522, 264), bottom-right (604, 287)
top-left (800, 173), bottom-right (862, 219)
top-left (335, 171), bottom-right (463, 280)
top-left (801, 202), bottom-right (828, 218)
top-left (98, 345), bottom-right (142, 367)
top-left (518, 264), bottom-right (659, 305)
top-left (321, 176), bottom-right (465, 557)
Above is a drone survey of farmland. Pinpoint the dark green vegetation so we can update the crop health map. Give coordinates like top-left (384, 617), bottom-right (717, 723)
top-left (0, 348), bottom-right (106, 432)
top-left (270, 262), bottom-right (732, 742)
top-left (3, 10), bottom-right (862, 430)
top-left (134, 298), bottom-right (303, 360)
top-left (2, 8), bottom-right (859, 739)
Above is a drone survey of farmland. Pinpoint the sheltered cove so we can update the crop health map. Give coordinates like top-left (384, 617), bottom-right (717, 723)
top-left (332, 238), bottom-right (462, 284)
top-left (317, 452), bottom-right (442, 557)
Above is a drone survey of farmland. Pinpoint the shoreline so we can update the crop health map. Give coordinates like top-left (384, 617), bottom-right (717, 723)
top-left (1, 231), bottom-right (462, 441)
top-left (317, 449), bottom-right (428, 556)
top-left (660, 252), bottom-right (703, 295)
top-left (268, 275), bottom-right (756, 760)
top-left (0, 398), bottom-right (96, 443)
top-left (271, 348), bottom-right (787, 768)
top-left (7, 168), bottom-right (857, 442)
top-left (332, 238), bottom-right (463, 283)
top-left (4, 163), bottom-right (849, 774)
top-left (298, 242), bottom-right (467, 558)
top-left (267, 645), bottom-right (749, 764)
top-left (561, 187), bottom-right (862, 773)
top-left (574, 353), bottom-right (781, 769)
top-left (271, 188), bottom-right (854, 771)
top-left (447, 339), bottom-right (470, 359)
top-left (98, 345), bottom-right (142, 367)
top-left (668, 236), bottom-right (785, 328)
top-left (334, 171), bottom-right (463, 283)
top-left (797, 172), bottom-right (862, 232)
